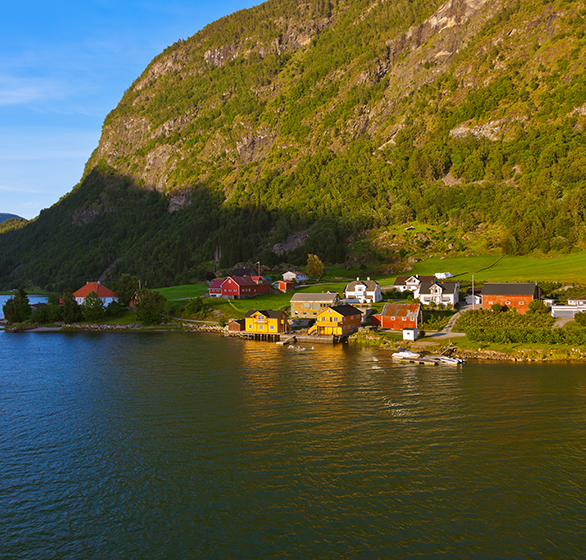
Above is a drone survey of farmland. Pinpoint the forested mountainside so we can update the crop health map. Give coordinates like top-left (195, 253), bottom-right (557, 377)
top-left (2, 0), bottom-right (586, 291)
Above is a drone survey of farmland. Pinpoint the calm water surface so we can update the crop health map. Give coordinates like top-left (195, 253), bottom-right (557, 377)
top-left (1, 331), bottom-right (585, 559)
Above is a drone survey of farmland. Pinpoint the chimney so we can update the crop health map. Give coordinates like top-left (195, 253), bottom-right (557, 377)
top-left (367, 277), bottom-right (370, 281)
top-left (356, 277), bottom-right (359, 281)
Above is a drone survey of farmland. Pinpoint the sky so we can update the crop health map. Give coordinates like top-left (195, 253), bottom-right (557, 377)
top-left (1, 0), bottom-right (258, 220)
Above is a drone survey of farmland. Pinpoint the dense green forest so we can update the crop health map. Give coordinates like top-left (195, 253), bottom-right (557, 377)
top-left (1, 0), bottom-right (586, 289)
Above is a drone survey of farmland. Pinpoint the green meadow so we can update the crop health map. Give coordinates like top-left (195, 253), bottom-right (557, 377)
top-left (377, 253), bottom-right (586, 285)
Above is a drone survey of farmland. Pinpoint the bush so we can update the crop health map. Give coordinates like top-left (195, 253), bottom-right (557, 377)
top-left (466, 326), bottom-right (586, 345)
top-left (106, 301), bottom-right (124, 317)
top-left (61, 291), bottom-right (83, 323)
top-left (185, 297), bottom-right (211, 318)
top-left (81, 292), bottom-right (106, 323)
top-left (527, 299), bottom-right (550, 315)
top-left (575, 312), bottom-right (586, 326)
top-left (31, 304), bottom-right (63, 324)
top-left (135, 289), bottom-right (167, 325)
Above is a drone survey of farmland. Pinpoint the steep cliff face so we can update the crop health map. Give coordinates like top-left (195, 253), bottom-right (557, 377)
top-left (88, 0), bottom-right (584, 202)
top-left (89, 0), bottom-right (504, 191)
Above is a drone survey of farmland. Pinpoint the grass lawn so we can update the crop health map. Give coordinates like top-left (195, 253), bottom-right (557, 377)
top-left (92, 311), bottom-right (140, 325)
top-left (156, 283), bottom-right (209, 301)
top-left (400, 253), bottom-right (586, 284)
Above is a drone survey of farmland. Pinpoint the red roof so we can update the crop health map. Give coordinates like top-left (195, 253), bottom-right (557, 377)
top-left (73, 282), bottom-right (117, 298)
top-left (209, 278), bottom-right (225, 289)
top-left (378, 303), bottom-right (421, 319)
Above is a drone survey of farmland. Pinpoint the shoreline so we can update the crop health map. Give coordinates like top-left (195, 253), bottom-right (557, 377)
top-left (4, 321), bottom-right (586, 362)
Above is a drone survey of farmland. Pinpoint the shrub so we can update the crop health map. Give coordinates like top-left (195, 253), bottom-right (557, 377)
top-left (106, 301), bottom-right (124, 317)
top-left (81, 292), bottom-right (106, 323)
top-left (575, 312), bottom-right (586, 326)
top-left (135, 289), bottom-right (167, 325)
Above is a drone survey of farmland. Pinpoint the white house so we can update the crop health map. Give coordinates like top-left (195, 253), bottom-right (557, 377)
top-left (283, 271), bottom-right (309, 283)
top-left (393, 275), bottom-right (436, 293)
top-left (344, 277), bottom-right (382, 304)
top-left (73, 281), bottom-right (118, 306)
top-left (417, 282), bottom-right (459, 307)
top-left (567, 295), bottom-right (586, 307)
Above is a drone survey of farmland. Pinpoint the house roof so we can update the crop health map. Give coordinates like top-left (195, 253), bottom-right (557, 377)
top-left (73, 282), bottom-right (117, 298)
top-left (393, 275), bottom-right (436, 286)
top-left (326, 304), bottom-right (362, 317)
top-left (419, 281), bottom-right (458, 295)
top-left (244, 310), bottom-right (287, 319)
top-left (229, 275), bottom-right (270, 286)
top-left (233, 267), bottom-right (255, 276)
top-left (209, 278), bottom-right (225, 289)
top-left (345, 278), bottom-right (380, 292)
top-left (290, 292), bottom-right (339, 303)
top-left (481, 283), bottom-right (540, 296)
top-left (569, 294), bottom-right (586, 302)
top-left (378, 303), bottom-right (421, 319)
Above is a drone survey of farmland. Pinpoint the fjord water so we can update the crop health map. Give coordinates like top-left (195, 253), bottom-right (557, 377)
top-left (1, 331), bottom-right (585, 559)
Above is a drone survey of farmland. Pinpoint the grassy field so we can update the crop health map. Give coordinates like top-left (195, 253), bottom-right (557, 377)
top-left (400, 253), bottom-right (586, 284)
top-left (156, 283), bottom-right (209, 300)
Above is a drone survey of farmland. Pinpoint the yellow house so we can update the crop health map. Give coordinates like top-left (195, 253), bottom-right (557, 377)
top-left (309, 304), bottom-right (362, 336)
top-left (244, 310), bottom-right (289, 334)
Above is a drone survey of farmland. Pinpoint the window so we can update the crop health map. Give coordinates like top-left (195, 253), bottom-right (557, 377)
top-left (519, 301), bottom-right (525, 305)
top-left (270, 325), bottom-right (274, 330)
top-left (505, 301), bottom-right (511, 305)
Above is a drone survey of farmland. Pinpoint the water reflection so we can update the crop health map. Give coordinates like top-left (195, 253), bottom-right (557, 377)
top-left (2, 331), bottom-right (586, 559)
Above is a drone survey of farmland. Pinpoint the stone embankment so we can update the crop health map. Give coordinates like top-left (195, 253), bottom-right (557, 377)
top-left (182, 324), bottom-right (226, 334)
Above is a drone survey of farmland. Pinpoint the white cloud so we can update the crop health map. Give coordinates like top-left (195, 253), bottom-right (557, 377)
top-left (0, 75), bottom-right (65, 106)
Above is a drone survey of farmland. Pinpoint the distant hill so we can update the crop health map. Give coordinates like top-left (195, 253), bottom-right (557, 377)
top-left (1, 0), bottom-right (586, 291)
top-left (0, 213), bottom-right (23, 224)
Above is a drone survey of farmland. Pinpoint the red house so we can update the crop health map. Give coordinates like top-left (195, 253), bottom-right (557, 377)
top-left (274, 280), bottom-right (294, 293)
top-left (373, 303), bottom-right (422, 330)
top-left (481, 283), bottom-right (541, 314)
top-left (209, 276), bottom-right (271, 299)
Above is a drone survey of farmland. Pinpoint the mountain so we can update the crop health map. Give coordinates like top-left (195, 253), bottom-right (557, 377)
top-left (0, 213), bottom-right (23, 224)
top-left (1, 0), bottom-right (586, 291)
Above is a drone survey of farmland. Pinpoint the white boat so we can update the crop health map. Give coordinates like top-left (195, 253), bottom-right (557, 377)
top-left (437, 356), bottom-right (466, 365)
top-left (392, 350), bottom-right (421, 360)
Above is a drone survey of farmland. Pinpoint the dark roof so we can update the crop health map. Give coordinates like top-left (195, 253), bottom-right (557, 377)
top-left (481, 283), bottom-right (540, 296)
top-left (329, 304), bottom-right (362, 317)
top-left (345, 278), bottom-right (380, 292)
top-left (393, 275), bottom-right (436, 286)
top-left (233, 267), bottom-right (255, 276)
top-left (244, 310), bottom-right (287, 319)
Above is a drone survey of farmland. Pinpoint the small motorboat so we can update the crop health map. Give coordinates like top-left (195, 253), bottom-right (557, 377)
top-left (392, 350), bottom-right (421, 360)
top-left (437, 356), bottom-right (466, 365)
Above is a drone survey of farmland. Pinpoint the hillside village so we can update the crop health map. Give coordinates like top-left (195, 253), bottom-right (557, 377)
top-left (4, 260), bottom-right (586, 354)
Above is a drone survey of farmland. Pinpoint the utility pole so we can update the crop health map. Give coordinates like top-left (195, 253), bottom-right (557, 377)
top-left (472, 274), bottom-right (475, 310)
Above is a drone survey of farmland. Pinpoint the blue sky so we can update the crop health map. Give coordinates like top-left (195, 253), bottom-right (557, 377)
top-left (1, 0), bottom-right (258, 219)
